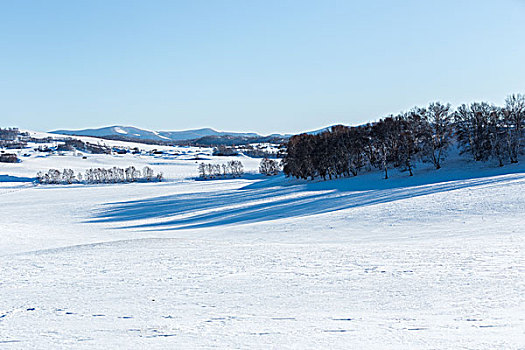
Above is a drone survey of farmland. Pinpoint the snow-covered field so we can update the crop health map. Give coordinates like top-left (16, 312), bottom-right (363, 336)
top-left (1, 139), bottom-right (524, 349)
top-left (2, 131), bottom-right (262, 182)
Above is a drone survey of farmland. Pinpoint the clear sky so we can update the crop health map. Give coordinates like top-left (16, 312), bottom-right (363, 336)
top-left (1, 0), bottom-right (525, 135)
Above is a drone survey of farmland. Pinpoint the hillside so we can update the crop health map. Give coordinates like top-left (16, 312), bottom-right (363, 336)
top-left (51, 126), bottom-right (290, 143)
top-left (1, 128), bottom-right (524, 348)
top-left (0, 147), bottom-right (524, 348)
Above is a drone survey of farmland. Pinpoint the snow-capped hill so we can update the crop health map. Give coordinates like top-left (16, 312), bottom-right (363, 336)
top-left (158, 128), bottom-right (260, 141)
top-left (51, 126), bottom-right (280, 142)
top-left (49, 125), bottom-right (343, 144)
top-left (52, 126), bottom-right (170, 142)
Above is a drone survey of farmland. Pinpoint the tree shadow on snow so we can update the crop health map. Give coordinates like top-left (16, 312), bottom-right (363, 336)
top-left (89, 163), bottom-right (525, 231)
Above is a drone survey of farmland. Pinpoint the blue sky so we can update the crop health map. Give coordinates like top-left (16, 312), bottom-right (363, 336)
top-left (1, 0), bottom-right (525, 134)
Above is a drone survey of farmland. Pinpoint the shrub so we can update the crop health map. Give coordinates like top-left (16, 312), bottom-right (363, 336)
top-left (259, 157), bottom-right (280, 176)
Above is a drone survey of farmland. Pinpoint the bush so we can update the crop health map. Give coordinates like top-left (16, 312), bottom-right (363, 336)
top-left (0, 153), bottom-right (19, 163)
top-left (212, 145), bottom-right (239, 156)
top-left (259, 157), bottom-right (280, 176)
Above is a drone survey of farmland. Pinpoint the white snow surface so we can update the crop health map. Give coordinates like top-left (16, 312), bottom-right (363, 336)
top-left (113, 127), bottom-right (128, 135)
top-left (0, 144), bottom-right (524, 349)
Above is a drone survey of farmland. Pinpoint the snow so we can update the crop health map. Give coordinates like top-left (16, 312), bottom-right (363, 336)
top-left (0, 139), bottom-right (524, 348)
top-left (1, 136), bottom-right (262, 182)
top-left (113, 127), bottom-right (128, 135)
top-left (151, 130), bottom-right (171, 140)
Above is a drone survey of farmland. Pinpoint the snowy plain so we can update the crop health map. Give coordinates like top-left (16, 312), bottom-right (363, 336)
top-left (0, 135), bottom-right (524, 349)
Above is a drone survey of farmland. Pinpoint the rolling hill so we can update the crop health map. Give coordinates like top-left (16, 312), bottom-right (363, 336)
top-left (51, 126), bottom-right (290, 143)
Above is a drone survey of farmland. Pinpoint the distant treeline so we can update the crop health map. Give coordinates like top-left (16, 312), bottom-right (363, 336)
top-left (283, 95), bottom-right (525, 180)
top-left (77, 133), bottom-right (287, 147)
top-left (0, 127), bottom-right (29, 149)
top-left (212, 144), bottom-right (281, 158)
top-left (184, 135), bottom-right (287, 147)
top-left (57, 139), bottom-right (112, 154)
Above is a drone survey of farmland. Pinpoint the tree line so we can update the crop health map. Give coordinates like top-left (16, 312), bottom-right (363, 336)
top-left (37, 166), bottom-right (163, 184)
top-left (282, 94), bottom-right (525, 180)
top-left (198, 160), bottom-right (244, 179)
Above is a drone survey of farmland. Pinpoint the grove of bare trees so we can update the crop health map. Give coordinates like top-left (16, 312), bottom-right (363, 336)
top-left (198, 161), bottom-right (244, 179)
top-left (37, 166), bottom-right (163, 184)
top-left (283, 95), bottom-right (525, 180)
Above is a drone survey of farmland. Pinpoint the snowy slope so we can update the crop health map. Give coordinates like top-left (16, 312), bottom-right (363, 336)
top-left (0, 146), bottom-right (524, 348)
top-left (1, 131), bottom-right (267, 183)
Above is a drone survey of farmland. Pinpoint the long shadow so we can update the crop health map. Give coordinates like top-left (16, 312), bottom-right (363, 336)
top-left (90, 166), bottom-right (525, 231)
top-left (0, 174), bottom-right (35, 182)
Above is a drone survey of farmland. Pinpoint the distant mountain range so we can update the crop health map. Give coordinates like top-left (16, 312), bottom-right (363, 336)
top-left (51, 126), bottom-right (294, 142)
top-left (50, 125), bottom-right (331, 145)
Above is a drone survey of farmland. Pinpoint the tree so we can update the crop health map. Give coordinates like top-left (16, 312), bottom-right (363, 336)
top-left (198, 162), bottom-right (207, 179)
top-left (422, 102), bottom-right (453, 169)
top-left (371, 117), bottom-right (399, 179)
top-left (395, 110), bottom-right (426, 176)
top-left (345, 126), bottom-right (368, 176)
top-left (503, 94), bottom-right (525, 163)
top-left (125, 166), bottom-right (141, 182)
top-left (259, 157), bottom-right (280, 176)
top-left (487, 106), bottom-right (507, 167)
top-left (47, 169), bottom-right (61, 184)
top-left (285, 134), bottom-right (317, 180)
top-left (229, 160), bottom-right (244, 177)
top-left (61, 168), bottom-right (76, 184)
top-left (143, 166), bottom-right (154, 181)
top-left (454, 102), bottom-right (492, 161)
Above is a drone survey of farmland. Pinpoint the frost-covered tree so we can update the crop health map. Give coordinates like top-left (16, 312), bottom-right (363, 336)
top-left (61, 169), bottom-right (76, 184)
top-left (213, 164), bottom-right (222, 177)
top-left (197, 161), bottom-right (244, 179)
top-left (229, 160), bottom-right (244, 177)
top-left (198, 163), bottom-right (207, 179)
top-left (36, 171), bottom-right (44, 184)
top-left (47, 169), bottom-right (61, 184)
top-left (125, 166), bottom-right (141, 182)
top-left (143, 166), bottom-right (154, 181)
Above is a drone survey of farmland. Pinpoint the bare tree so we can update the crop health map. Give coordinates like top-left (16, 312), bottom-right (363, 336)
top-left (454, 102), bottom-right (493, 161)
top-left (259, 157), bottom-right (280, 176)
top-left (143, 166), bottom-right (154, 181)
top-left (503, 94), bottom-right (525, 163)
top-left (198, 163), bottom-right (207, 179)
top-left (423, 102), bottom-right (453, 169)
